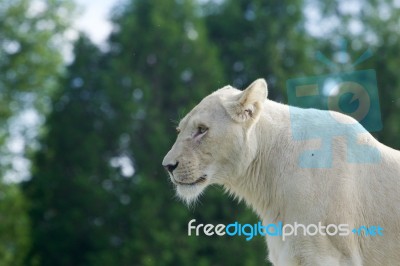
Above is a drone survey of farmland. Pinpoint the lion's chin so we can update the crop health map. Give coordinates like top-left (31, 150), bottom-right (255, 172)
top-left (175, 183), bottom-right (207, 206)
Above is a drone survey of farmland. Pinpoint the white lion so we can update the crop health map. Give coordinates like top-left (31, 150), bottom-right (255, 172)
top-left (162, 79), bottom-right (400, 266)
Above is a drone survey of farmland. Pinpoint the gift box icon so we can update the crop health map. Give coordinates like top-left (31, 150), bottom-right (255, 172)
top-left (286, 60), bottom-right (382, 168)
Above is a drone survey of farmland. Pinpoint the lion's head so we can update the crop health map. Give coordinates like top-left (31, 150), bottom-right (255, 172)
top-left (162, 79), bottom-right (268, 204)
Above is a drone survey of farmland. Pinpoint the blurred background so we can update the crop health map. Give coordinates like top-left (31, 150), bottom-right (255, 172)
top-left (0, 0), bottom-right (399, 265)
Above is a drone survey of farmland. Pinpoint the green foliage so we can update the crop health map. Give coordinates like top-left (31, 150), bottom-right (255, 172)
top-left (0, 0), bottom-right (74, 121)
top-left (369, 16), bottom-right (400, 149)
top-left (0, 183), bottom-right (30, 266)
top-left (307, 0), bottom-right (400, 149)
top-left (0, 0), bottom-right (75, 174)
top-left (204, 0), bottom-right (313, 99)
top-left (0, 1), bottom-right (74, 265)
top-left (23, 36), bottom-right (136, 266)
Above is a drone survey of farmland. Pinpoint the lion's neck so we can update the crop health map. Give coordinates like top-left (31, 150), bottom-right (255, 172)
top-left (225, 100), bottom-right (292, 223)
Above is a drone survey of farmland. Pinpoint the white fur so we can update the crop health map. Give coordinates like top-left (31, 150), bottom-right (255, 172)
top-left (163, 79), bottom-right (400, 266)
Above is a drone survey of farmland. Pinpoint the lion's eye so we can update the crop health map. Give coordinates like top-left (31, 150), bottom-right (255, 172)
top-left (195, 125), bottom-right (208, 137)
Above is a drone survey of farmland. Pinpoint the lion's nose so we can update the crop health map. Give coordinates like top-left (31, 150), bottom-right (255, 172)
top-left (163, 161), bottom-right (179, 174)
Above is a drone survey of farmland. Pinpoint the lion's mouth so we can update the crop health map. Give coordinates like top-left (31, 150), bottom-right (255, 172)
top-left (173, 175), bottom-right (207, 186)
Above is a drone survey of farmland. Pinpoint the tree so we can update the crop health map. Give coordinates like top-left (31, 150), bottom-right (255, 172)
top-left (0, 1), bottom-right (74, 265)
top-left (23, 35), bottom-right (139, 266)
top-left (0, 183), bottom-right (30, 266)
top-left (305, 0), bottom-right (400, 148)
top-left (203, 0), bottom-right (313, 100)
top-left (0, 0), bottom-right (75, 173)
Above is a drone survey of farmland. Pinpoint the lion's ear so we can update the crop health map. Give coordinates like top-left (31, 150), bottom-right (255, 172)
top-left (223, 79), bottom-right (268, 123)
